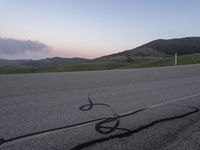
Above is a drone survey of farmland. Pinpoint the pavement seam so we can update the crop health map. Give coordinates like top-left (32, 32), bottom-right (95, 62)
top-left (70, 106), bottom-right (199, 150)
top-left (0, 93), bottom-right (200, 147)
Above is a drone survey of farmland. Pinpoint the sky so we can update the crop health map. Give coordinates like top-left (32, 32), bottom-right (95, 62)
top-left (0, 0), bottom-right (200, 59)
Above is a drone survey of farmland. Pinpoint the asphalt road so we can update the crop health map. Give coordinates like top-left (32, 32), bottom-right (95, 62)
top-left (0, 64), bottom-right (200, 150)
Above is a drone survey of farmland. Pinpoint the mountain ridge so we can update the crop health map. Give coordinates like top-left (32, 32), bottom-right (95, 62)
top-left (96, 37), bottom-right (200, 61)
top-left (1, 37), bottom-right (200, 67)
top-left (0, 57), bottom-right (90, 68)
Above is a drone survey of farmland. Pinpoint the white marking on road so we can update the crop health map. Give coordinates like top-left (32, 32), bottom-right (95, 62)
top-left (119, 93), bottom-right (200, 117)
top-left (148, 93), bottom-right (200, 109)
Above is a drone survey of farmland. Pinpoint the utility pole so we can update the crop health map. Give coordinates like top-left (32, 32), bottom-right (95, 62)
top-left (175, 53), bottom-right (178, 66)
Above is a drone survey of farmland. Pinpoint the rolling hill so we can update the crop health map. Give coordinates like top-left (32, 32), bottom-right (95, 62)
top-left (1, 37), bottom-right (200, 74)
top-left (23, 57), bottom-right (90, 68)
top-left (0, 59), bottom-right (32, 67)
top-left (96, 37), bottom-right (200, 61)
top-left (0, 57), bottom-right (90, 68)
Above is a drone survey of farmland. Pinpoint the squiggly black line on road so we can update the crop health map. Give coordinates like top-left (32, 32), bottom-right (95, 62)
top-left (79, 95), bottom-right (111, 112)
top-left (71, 106), bottom-right (199, 150)
top-left (79, 95), bottom-right (132, 135)
top-left (0, 95), bottom-right (198, 149)
top-left (0, 96), bottom-right (144, 146)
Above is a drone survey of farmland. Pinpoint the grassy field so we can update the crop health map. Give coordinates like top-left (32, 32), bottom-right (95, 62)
top-left (121, 53), bottom-right (200, 69)
top-left (0, 66), bottom-right (35, 74)
top-left (1, 53), bottom-right (200, 74)
top-left (36, 61), bottom-right (129, 72)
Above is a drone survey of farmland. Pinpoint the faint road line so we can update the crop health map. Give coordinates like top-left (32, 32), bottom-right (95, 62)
top-left (1, 93), bottom-right (200, 147)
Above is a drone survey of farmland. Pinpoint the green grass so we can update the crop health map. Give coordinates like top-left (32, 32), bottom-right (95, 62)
top-left (0, 66), bottom-right (36, 74)
top-left (36, 61), bottom-right (129, 72)
top-left (120, 58), bottom-right (174, 69)
top-left (121, 53), bottom-right (200, 69)
top-left (1, 53), bottom-right (200, 74)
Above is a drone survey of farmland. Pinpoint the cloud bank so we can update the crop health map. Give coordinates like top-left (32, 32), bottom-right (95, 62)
top-left (0, 38), bottom-right (52, 59)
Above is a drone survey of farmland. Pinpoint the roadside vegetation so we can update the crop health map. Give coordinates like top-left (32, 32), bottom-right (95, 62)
top-left (0, 53), bottom-right (200, 74)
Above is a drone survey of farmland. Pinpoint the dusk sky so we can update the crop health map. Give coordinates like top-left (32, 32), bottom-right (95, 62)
top-left (0, 0), bottom-right (200, 59)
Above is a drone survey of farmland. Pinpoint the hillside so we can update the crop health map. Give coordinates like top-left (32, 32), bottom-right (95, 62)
top-left (0, 57), bottom-right (90, 68)
top-left (0, 59), bottom-right (32, 67)
top-left (96, 37), bottom-right (200, 61)
top-left (1, 37), bottom-right (200, 73)
top-left (23, 57), bottom-right (90, 68)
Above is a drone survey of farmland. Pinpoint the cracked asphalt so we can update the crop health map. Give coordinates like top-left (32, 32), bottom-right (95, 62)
top-left (0, 64), bottom-right (200, 150)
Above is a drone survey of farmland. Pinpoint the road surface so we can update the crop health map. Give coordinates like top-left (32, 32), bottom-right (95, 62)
top-left (0, 64), bottom-right (200, 150)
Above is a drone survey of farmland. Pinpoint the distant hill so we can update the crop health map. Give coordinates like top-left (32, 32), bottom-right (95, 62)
top-left (0, 59), bottom-right (32, 67)
top-left (23, 57), bottom-right (90, 68)
top-left (1, 37), bottom-right (200, 68)
top-left (96, 37), bottom-right (200, 61)
top-left (0, 57), bottom-right (90, 68)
